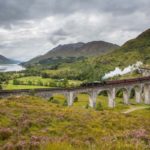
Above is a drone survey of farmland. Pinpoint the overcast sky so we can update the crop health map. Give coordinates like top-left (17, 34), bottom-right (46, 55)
top-left (0, 0), bottom-right (150, 61)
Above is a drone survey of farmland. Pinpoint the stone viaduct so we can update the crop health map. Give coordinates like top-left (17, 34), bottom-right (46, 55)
top-left (0, 76), bottom-right (150, 108)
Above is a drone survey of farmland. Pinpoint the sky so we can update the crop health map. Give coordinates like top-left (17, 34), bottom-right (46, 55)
top-left (0, 0), bottom-right (150, 61)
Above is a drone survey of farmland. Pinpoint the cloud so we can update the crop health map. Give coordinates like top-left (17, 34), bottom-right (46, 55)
top-left (0, 0), bottom-right (150, 60)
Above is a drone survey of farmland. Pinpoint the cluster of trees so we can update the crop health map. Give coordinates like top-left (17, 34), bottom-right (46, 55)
top-left (23, 57), bottom-right (107, 82)
top-left (0, 73), bottom-right (10, 84)
top-left (0, 73), bottom-right (11, 90)
top-left (18, 57), bottom-right (109, 82)
top-left (12, 78), bottom-right (70, 88)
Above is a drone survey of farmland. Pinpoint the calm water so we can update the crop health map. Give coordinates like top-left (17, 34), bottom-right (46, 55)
top-left (0, 64), bottom-right (25, 72)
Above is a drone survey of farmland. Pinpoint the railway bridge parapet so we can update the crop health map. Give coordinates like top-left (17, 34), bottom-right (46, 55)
top-left (0, 76), bottom-right (150, 108)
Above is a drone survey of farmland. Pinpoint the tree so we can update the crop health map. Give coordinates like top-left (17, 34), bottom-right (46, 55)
top-left (13, 79), bottom-right (20, 85)
top-left (27, 80), bottom-right (33, 85)
top-left (41, 73), bottom-right (49, 78)
top-left (48, 97), bottom-right (54, 102)
top-left (37, 80), bottom-right (43, 86)
top-left (85, 103), bottom-right (89, 109)
top-left (0, 84), bottom-right (3, 90)
top-left (74, 97), bottom-right (78, 102)
top-left (61, 79), bottom-right (69, 87)
top-left (63, 99), bottom-right (68, 106)
top-left (95, 102), bottom-right (103, 111)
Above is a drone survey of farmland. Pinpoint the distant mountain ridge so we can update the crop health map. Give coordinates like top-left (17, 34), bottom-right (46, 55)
top-left (67, 28), bottom-right (150, 80)
top-left (0, 55), bottom-right (18, 64)
top-left (25, 41), bottom-right (119, 65)
top-left (22, 28), bottom-right (150, 81)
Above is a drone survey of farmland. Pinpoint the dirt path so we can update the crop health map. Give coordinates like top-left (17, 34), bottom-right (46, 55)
top-left (122, 106), bottom-right (149, 114)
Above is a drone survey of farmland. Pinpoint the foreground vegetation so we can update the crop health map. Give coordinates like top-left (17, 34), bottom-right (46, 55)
top-left (0, 96), bottom-right (149, 150)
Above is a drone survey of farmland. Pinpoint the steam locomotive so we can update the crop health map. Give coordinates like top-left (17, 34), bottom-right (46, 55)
top-left (80, 76), bottom-right (150, 87)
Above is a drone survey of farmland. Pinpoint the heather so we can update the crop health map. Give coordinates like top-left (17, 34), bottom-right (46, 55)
top-left (0, 96), bottom-right (149, 150)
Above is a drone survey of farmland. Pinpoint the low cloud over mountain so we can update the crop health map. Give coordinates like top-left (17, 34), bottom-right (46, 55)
top-left (0, 0), bottom-right (150, 60)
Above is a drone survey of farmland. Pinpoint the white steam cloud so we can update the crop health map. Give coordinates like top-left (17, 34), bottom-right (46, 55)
top-left (102, 61), bottom-right (143, 80)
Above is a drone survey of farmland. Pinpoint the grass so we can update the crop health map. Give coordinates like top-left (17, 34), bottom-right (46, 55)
top-left (4, 84), bottom-right (48, 90)
top-left (3, 76), bottom-right (81, 90)
top-left (52, 93), bottom-right (148, 111)
top-left (0, 96), bottom-right (149, 150)
top-left (9, 76), bottom-right (53, 85)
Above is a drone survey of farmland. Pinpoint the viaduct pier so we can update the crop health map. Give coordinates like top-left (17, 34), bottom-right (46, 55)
top-left (0, 76), bottom-right (150, 108)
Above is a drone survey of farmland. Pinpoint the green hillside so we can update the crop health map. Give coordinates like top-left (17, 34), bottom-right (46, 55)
top-left (46, 28), bottom-right (150, 81)
top-left (23, 41), bottom-right (119, 66)
top-left (0, 96), bottom-right (149, 149)
top-left (24, 28), bottom-right (150, 82)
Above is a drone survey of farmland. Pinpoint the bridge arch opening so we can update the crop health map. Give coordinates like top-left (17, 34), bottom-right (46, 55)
top-left (73, 92), bottom-right (90, 108)
top-left (116, 88), bottom-right (131, 105)
top-left (130, 85), bottom-right (143, 104)
top-left (97, 90), bottom-right (115, 108)
top-left (49, 93), bottom-right (67, 106)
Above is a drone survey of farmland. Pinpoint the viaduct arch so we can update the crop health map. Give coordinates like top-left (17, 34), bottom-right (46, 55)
top-left (0, 77), bottom-right (150, 108)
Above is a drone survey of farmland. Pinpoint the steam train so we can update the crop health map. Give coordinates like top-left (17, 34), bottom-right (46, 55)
top-left (80, 76), bottom-right (150, 87)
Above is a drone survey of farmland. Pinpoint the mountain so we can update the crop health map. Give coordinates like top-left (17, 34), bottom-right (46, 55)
top-left (24, 41), bottom-right (119, 65)
top-left (0, 55), bottom-right (17, 64)
top-left (118, 28), bottom-right (150, 53)
top-left (36, 28), bottom-right (150, 81)
top-left (44, 41), bottom-right (119, 58)
top-left (74, 28), bottom-right (150, 80)
top-left (23, 28), bottom-right (150, 81)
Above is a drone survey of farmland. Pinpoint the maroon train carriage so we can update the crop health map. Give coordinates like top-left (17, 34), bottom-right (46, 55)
top-left (80, 76), bottom-right (150, 87)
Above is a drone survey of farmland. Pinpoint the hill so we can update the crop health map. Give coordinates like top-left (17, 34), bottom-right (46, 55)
top-left (24, 41), bottom-right (119, 66)
top-left (84, 28), bottom-right (150, 78)
top-left (0, 96), bottom-right (149, 149)
top-left (23, 28), bottom-right (150, 82)
top-left (0, 55), bottom-right (17, 64)
top-left (90, 28), bottom-right (150, 73)
top-left (35, 28), bottom-right (150, 81)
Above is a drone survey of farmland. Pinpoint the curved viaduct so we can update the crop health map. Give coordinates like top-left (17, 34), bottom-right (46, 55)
top-left (0, 76), bottom-right (150, 108)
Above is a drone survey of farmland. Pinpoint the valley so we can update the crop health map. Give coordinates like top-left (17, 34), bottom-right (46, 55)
top-left (0, 1), bottom-right (150, 150)
top-left (0, 28), bottom-right (150, 150)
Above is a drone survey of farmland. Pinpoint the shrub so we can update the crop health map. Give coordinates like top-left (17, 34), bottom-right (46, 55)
top-left (74, 97), bottom-right (78, 102)
top-left (85, 103), bottom-right (89, 109)
top-left (48, 97), bottom-right (60, 104)
top-left (13, 79), bottom-right (20, 85)
top-left (27, 80), bottom-right (33, 85)
top-left (41, 73), bottom-right (49, 78)
top-left (95, 102), bottom-right (103, 111)
top-left (37, 80), bottom-right (43, 86)
top-left (51, 99), bottom-right (60, 104)
top-left (0, 84), bottom-right (3, 90)
top-left (116, 90), bottom-right (123, 98)
top-left (3, 142), bottom-right (15, 150)
top-left (15, 141), bottom-right (28, 150)
top-left (63, 99), bottom-right (68, 106)
top-left (48, 97), bottom-right (54, 102)
top-left (130, 89), bottom-right (135, 99)
top-left (99, 91), bottom-right (107, 96)
top-left (0, 128), bottom-right (13, 140)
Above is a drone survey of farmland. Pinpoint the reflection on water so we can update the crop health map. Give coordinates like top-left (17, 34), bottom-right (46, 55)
top-left (0, 64), bottom-right (25, 72)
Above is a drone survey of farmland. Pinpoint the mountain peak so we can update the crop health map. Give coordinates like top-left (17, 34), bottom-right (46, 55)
top-left (24, 40), bottom-right (119, 65)
top-left (0, 54), bottom-right (17, 64)
top-left (137, 28), bottom-right (150, 39)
